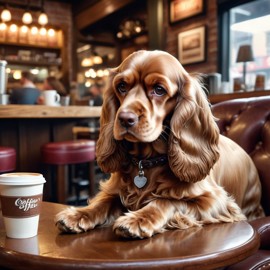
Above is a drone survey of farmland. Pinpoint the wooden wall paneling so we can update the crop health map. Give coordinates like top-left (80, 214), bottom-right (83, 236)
top-left (17, 119), bottom-right (51, 173)
top-left (51, 119), bottom-right (75, 142)
top-left (0, 120), bottom-right (18, 148)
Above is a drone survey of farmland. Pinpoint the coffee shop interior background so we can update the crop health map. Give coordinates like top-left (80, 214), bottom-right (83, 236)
top-left (0, 0), bottom-right (270, 97)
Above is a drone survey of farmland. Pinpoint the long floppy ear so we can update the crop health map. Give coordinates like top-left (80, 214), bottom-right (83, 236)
top-left (96, 70), bottom-right (127, 173)
top-left (168, 74), bottom-right (220, 183)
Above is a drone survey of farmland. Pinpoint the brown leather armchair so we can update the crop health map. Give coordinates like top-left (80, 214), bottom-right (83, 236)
top-left (212, 96), bottom-right (270, 270)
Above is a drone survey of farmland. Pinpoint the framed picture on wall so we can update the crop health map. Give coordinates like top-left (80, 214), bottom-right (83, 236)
top-left (178, 26), bottom-right (206, 65)
top-left (169, 0), bottom-right (205, 23)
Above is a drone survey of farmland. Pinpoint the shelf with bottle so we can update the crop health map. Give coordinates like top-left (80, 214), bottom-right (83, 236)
top-left (0, 45), bottom-right (62, 68)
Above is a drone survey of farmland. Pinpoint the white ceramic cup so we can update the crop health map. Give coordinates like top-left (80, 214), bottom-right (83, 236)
top-left (0, 172), bottom-right (46, 239)
top-left (43, 90), bottom-right (60, 106)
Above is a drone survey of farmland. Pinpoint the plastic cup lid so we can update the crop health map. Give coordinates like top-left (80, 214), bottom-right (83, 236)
top-left (0, 172), bottom-right (46, 186)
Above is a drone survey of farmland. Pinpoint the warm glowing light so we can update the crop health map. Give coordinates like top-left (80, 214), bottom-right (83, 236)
top-left (13, 70), bottom-right (21, 80)
top-left (81, 58), bottom-right (93, 67)
top-left (135, 26), bottom-right (142, 33)
top-left (10, 24), bottom-right (18, 33)
top-left (117, 32), bottom-right (123, 39)
top-left (77, 44), bottom-right (91, 53)
top-left (107, 54), bottom-right (114, 60)
top-left (85, 70), bottom-right (90, 77)
top-left (0, 23), bottom-right (7, 31)
top-left (1, 9), bottom-right (11, 22)
top-left (103, 69), bottom-right (110, 76)
top-left (96, 69), bottom-right (104, 77)
top-left (85, 81), bottom-right (91, 87)
top-left (31, 26), bottom-right (38, 35)
top-left (39, 27), bottom-right (47, 36)
top-left (38, 13), bottom-right (48, 26)
top-left (20, 25), bottom-right (29, 34)
top-left (48, 28), bottom-right (55, 37)
top-left (22, 11), bottom-right (33, 24)
top-left (92, 55), bottom-right (103, 65)
top-left (30, 68), bottom-right (39, 75)
top-left (89, 69), bottom-right (96, 78)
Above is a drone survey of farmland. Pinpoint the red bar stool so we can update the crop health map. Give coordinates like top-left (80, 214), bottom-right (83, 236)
top-left (41, 140), bottom-right (96, 203)
top-left (0, 147), bottom-right (16, 173)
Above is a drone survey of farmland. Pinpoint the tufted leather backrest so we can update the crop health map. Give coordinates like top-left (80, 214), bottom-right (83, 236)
top-left (212, 96), bottom-right (270, 216)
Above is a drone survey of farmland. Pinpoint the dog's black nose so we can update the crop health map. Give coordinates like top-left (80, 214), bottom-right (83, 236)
top-left (118, 111), bottom-right (138, 128)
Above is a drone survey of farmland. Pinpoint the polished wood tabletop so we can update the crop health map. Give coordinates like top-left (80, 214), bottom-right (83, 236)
top-left (0, 202), bottom-right (259, 270)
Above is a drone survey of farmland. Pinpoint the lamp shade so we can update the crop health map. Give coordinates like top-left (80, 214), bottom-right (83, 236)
top-left (236, 45), bottom-right (254, 63)
top-left (22, 11), bottom-right (33, 24)
top-left (1, 8), bottom-right (11, 22)
top-left (38, 12), bottom-right (48, 25)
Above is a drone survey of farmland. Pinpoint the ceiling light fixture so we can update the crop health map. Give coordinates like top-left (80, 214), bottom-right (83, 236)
top-left (81, 58), bottom-right (93, 67)
top-left (92, 55), bottom-right (103, 65)
top-left (22, 11), bottom-right (33, 24)
top-left (116, 18), bottom-right (145, 39)
top-left (22, 0), bottom-right (32, 24)
top-left (38, 0), bottom-right (48, 26)
top-left (38, 12), bottom-right (48, 25)
top-left (1, 5), bottom-right (11, 22)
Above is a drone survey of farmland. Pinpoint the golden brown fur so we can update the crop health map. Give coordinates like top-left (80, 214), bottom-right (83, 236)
top-left (55, 50), bottom-right (264, 238)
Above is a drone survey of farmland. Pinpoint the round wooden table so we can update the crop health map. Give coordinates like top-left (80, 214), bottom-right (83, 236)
top-left (0, 202), bottom-right (259, 270)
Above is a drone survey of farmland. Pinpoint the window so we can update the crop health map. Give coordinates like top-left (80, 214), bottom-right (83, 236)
top-left (218, 0), bottom-right (270, 91)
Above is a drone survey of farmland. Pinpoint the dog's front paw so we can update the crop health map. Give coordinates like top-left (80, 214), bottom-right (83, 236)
top-left (55, 207), bottom-right (96, 233)
top-left (113, 212), bottom-right (163, 239)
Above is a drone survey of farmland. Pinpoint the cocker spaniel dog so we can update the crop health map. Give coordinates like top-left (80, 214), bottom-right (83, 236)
top-left (55, 50), bottom-right (264, 238)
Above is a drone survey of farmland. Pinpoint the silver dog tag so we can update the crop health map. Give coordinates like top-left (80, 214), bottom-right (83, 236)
top-left (134, 175), bottom-right (147, 188)
top-left (134, 161), bottom-right (147, 188)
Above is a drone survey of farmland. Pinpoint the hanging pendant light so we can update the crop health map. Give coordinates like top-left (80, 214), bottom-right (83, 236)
top-left (38, 12), bottom-right (48, 25)
top-left (1, 6), bottom-right (11, 22)
top-left (38, 0), bottom-right (48, 26)
top-left (22, 0), bottom-right (33, 24)
top-left (22, 11), bottom-right (33, 24)
top-left (92, 55), bottom-right (103, 65)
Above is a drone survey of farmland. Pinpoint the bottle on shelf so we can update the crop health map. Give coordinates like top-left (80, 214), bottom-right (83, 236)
top-left (0, 60), bottom-right (9, 105)
top-left (0, 60), bottom-right (7, 94)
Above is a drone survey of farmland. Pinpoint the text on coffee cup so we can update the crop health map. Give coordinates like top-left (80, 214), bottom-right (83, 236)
top-left (0, 194), bottom-right (43, 218)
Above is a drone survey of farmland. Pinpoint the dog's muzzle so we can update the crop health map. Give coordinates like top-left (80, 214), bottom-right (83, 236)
top-left (118, 111), bottom-right (138, 128)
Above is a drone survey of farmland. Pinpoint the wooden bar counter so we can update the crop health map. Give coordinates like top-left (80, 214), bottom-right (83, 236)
top-left (0, 105), bottom-right (101, 199)
top-left (0, 105), bottom-right (101, 118)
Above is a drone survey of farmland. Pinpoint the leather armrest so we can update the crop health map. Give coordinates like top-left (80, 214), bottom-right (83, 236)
top-left (225, 250), bottom-right (270, 270)
top-left (226, 218), bottom-right (270, 270)
top-left (250, 216), bottom-right (270, 249)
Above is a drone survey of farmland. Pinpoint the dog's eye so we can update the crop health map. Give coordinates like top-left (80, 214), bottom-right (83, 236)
top-left (153, 85), bottom-right (166, 96)
top-left (116, 81), bottom-right (128, 94)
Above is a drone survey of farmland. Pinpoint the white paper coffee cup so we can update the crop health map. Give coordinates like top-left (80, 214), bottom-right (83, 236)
top-left (0, 172), bottom-right (46, 239)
